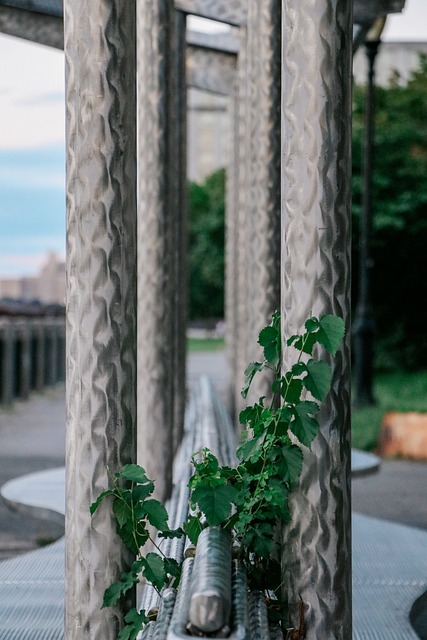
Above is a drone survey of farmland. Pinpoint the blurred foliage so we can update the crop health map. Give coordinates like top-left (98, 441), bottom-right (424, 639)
top-left (352, 54), bottom-right (427, 370)
top-left (188, 168), bottom-right (225, 321)
top-left (188, 56), bottom-right (427, 370)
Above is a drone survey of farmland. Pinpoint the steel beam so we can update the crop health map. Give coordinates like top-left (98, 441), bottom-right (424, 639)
top-left (0, 5), bottom-right (62, 48)
top-left (64, 0), bottom-right (137, 636)
top-left (281, 0), bottom-right (352, 637)
top-left (174, 0), bottom-right (246, 26)
top-left (187, 46), bottom-right (236, 96)
top-left (186, 28), bottom-right (239, 54)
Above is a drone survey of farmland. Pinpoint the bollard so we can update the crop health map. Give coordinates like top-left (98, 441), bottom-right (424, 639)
top-left (0, 322), bottom-right (15, 405)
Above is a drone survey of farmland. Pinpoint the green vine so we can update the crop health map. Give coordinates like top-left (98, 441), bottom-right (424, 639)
top-left (91, 312), bottom-right (345, 639)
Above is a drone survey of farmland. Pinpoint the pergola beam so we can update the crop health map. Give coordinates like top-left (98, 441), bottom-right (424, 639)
top-left (174, 0), bottom-right (246, 26)
top-left (0, 5), bottom-right (62, 48)
top-left (187, 46), bottom-right (236, 96)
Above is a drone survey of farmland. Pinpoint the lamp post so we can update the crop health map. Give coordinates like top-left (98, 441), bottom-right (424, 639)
top-left (353, 16), bottom-right (387, 407)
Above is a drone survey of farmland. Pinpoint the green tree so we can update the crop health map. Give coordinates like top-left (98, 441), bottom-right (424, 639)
top-left (188, 168), bottom-right (225, 321)
top-left (352, 54), bottom-right (427, 369)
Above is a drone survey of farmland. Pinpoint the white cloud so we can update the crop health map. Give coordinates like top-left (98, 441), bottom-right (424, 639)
top-left (0, 34), bottom-right (65, 150)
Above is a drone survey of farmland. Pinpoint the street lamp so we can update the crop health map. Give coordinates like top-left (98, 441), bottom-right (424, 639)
top-left (352, 0), bottom-right (406, 406)
top-left (353, 16), bottom-right (387, 407)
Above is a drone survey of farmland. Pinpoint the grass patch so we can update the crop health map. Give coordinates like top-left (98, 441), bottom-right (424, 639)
top-left (187, 337), bottom-right (225, 352)
top-left (352, 370), bottom-right (427, 451)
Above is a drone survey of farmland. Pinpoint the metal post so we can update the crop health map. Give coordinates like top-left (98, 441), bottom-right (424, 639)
top-left (172, 9), bottom-right (188, 452)
top-left (16, 321), bottom-right (31, 399)
top-left (281, 1), bottom-right (352, 637)
top-left (0, 322), bottom-right (15, 405)
top-left (32, 322), bottom-right (45, 392)
top-left (64, 0), bottom-right (137, 636)
top-left (234, 26), bottom-right (250, 420)
top-left (137, 0), bottom-right (175, 501)
top-left (353, 37), bottom-right (381, 406)
top-left (225, 92), bottom-right (239, 418)
top-left (245, 0), bottom-right (281, 405)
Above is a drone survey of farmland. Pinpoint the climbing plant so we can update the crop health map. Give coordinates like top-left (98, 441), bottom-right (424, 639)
top-left (91, 312), bottom-right (345, 639)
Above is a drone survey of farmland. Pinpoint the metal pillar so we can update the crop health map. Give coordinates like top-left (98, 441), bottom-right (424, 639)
top-left (353, 37), bottom-right (381, 407)
top-left (172, 9), bottom-right (188, 452)
top-left (234, 25), bottom-right (250, 419)
top-left (64, 0), bottom-right (137, 636)
top-left (0, 323), bottom-right (15, 405)
top-left (281, 1), bottom-right (352, 637)
top-left (232, 1), bottom-right (282, 415)
top-left (245, 0), bottom-right (281, 405)
top-left (137, 0), bottom-right (175, 501)
top-left (225, 92), bottom-right (239, 418)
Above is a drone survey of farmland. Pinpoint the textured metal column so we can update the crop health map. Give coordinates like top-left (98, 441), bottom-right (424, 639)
top-left (64, 0), bottom-right (137, 637)
top-left (172, 9), bottom-right (188, 452)
top-left (233, 25), bottom-right (249, 420)
top-left (233, 2), bottom-right (281, 415)
top-left (281, 1), bottom-right (352, 637)
top-left (245, 0), bottom-right (281, 404)
top-left (225, 92), bottom-right (239, 418)
top-left (137, 0), bottom-right (175, 500)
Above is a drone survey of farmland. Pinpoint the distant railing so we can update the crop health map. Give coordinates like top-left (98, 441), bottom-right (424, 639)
top-left (0, 303), bottom-right (65, 405)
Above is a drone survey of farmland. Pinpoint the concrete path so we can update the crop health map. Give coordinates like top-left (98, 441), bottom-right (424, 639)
top-left (0, 385), bottom-right (65, 560)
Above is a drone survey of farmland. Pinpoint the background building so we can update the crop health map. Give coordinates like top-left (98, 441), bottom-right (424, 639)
top-left (0, 251), bottom-right (65, 305)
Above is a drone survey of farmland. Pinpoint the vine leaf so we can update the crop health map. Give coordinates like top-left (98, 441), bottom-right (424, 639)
top-left (142, 553), bottom-right (166, 591)
top-left (184, 514), bottom-right (204, 545)
top-left (290, 401), bottom-right (320, 448)
top-left (237, 431), bottom-right (266, 462)
top-left (276, 444), bottom-right (304, 485)
top-left (316, 315), bottom-right (345, 355)
top-left (116, 464), bottom-right (152, 485)
top-left (118, 608), bottom-right (149, 640)
top-left (258, 324), bottom-right (280, 366)
top-left (304, 359), bottom-right (332, 402)
top-left (192, 483), bottom-right (238, 525)
top-left (90, 489), bottom-right (114, 515)
top-left (113, 499), bottom-right (130, 528)
top-left (143, 499), bottom-right (169, 531)
top-left (241, 362), bottom-right (263, 398)
top-left (102, 570), bottom-right (136, 608)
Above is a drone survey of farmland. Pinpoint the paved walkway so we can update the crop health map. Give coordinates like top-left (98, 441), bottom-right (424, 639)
top-left (1, 352), bottom-right (427, 638)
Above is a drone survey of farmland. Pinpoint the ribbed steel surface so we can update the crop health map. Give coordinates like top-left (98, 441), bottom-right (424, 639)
top-left (136, 0), bottom-right (175, 501)
top-left (244, 0), bottom-right (281, 406)
top-left (64, 0), bottom-right (137, 636)
top-left (281, 0), bottom-right (352, 637)
top-left (234, 25), bottom-right (249, 419)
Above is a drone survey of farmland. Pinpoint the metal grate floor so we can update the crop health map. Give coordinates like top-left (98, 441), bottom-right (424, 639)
top-left (0, 538), bottom-right (64, 639)
top-left (1, 515), bottom-right (426, 639)
top-left (353, 513), bottom-right (427, 639)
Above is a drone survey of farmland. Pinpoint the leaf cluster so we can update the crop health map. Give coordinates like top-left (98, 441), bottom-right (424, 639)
top-left (187, 314), bottom-right (345, 603)
top-left (91, 312), bottom-right (345, 636)
top-left (90, 465), bottom-right (183, 640)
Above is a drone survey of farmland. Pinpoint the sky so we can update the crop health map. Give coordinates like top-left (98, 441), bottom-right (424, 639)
top-left (0, 3), bottom-right (426, 278)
